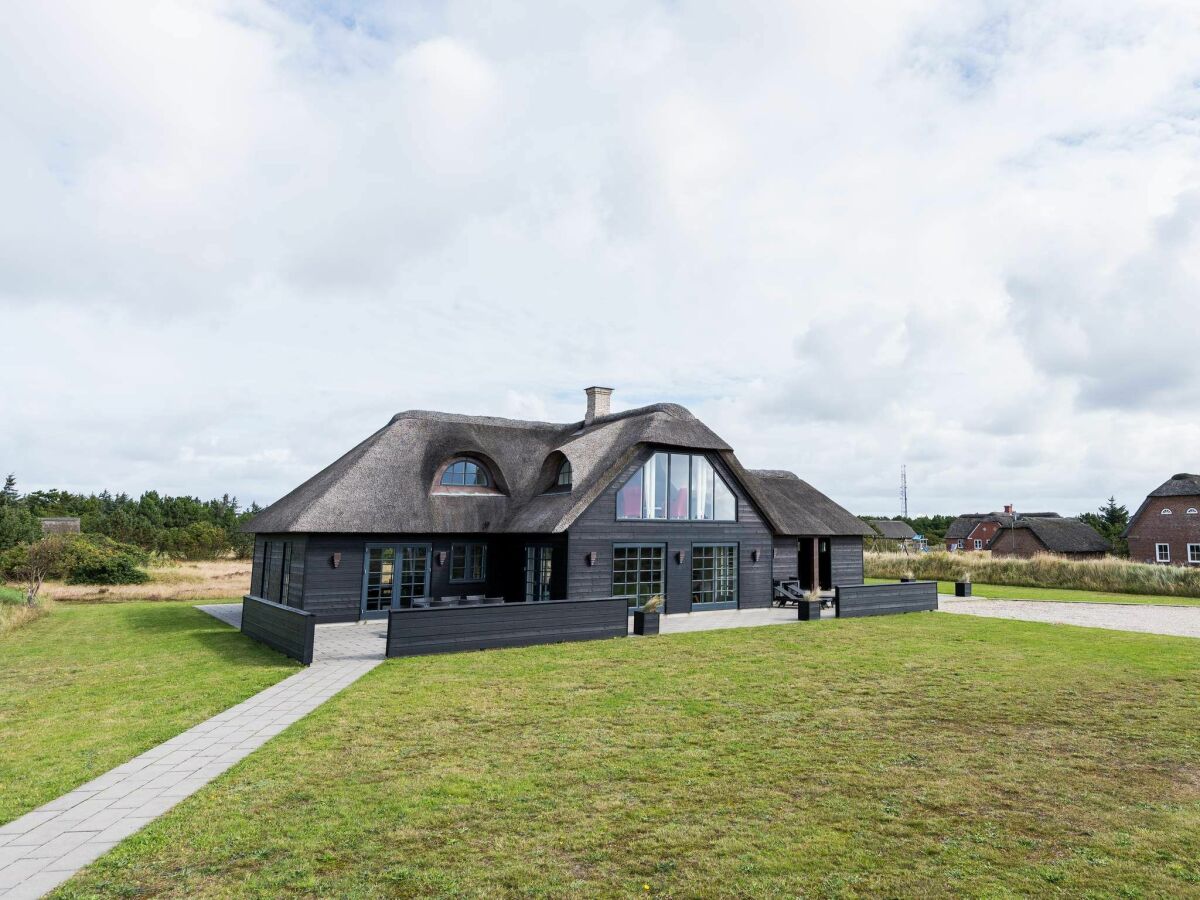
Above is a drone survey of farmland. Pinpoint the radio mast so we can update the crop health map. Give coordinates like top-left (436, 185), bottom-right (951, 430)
top-left (900, 465), bottom-right (909, 518)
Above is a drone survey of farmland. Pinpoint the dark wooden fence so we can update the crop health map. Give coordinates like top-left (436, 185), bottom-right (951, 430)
top-left (835, 582), bottom-right (938, 618)
top-left (241, 595), bottom-right (317, 665)
top-left (386, 597), bottom-right (629, 658)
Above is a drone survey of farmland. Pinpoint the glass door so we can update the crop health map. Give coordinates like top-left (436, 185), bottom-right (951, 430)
top-left (525, 545), bottom-right (553, 602)
top-left (363, 544), bottom-right (431, 617)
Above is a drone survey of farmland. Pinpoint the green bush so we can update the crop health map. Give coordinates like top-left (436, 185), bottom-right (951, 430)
top-left (0, 505), bottom-right (39, 552)
top-left (0, 533), bottom-right (150, 585)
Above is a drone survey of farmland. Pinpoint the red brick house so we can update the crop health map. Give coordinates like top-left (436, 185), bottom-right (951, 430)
top-left (944, 506), bottom-right (1048, 552)
top-left (1124, 473), bottom-right (1200, 566)
top-left (944, 507), bottom-right (1107, 558)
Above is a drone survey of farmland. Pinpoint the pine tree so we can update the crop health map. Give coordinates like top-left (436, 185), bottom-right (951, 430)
top-left (0, 473), bottom-right (17, 506)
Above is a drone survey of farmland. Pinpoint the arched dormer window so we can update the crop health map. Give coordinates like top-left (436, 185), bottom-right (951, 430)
top-left (1188, 508), bottom-right (1199, 515)
top-left (556, 460), bottom-right (572, 487)
top-left (441, 458), bottom-right (490, 487)
top-left (1161, 508), bottom-right (1173, 515)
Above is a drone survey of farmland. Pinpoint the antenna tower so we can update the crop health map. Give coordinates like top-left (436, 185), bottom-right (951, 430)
top-left (900, 465), bottom-right (909, 518)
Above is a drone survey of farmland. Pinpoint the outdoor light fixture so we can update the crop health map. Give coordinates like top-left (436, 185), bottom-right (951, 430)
top-left (751, 549), bottom-right (761, 563)
top-left (676, 550), bottom-right (686, 564)
top-left (586, 551), bottom-right (597, 566)
top-left (437, 551), bottom-right (448, 566)
top-left (330, 552), bottom-right (341, 569)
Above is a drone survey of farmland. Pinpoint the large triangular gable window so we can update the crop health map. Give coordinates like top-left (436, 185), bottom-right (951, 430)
top-left (616, 452), bottom-right (736, 521)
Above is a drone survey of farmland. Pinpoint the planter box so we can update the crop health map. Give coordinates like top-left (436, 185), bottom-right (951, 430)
top-left (797, 600), bottom-right (822, 621)
top-left (955, 582), bottom-right (972, 597)
top-left (633, 610), bottom-right (660, 636)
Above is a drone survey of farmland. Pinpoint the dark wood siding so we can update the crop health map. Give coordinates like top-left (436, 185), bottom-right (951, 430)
top-left (250, 534), bottom-right (306, 607)
top-left (566, 449), bottom-right (774, 614)
top-left (830, 536), bottom-right (864, 587)
top-left (385, 597), bottom-right (628, 657)
top-left (241, 594), bottom-right (315, 664)
top-left (772, 537), bottom-right (798, 581)
top-left (835, 581), bottom-right (937, 617)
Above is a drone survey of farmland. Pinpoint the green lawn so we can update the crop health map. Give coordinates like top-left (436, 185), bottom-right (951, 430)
top-left (0, 601), bottom-right (298, 825)
top-left (57, 616), bottom-right (1200, 898)
top-left (866, 577), bottom-right (1200, 607)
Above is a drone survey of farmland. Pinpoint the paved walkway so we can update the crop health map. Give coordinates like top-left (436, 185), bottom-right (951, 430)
top-left (658, 606), bottom-right (826, 633)
top-left (0, 606), bottom-right (387, 900)
top-left (938, 596), bottom-right (1200, 638)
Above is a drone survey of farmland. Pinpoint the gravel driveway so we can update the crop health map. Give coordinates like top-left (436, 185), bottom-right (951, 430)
top-left (939, 596), bottom-right (1200, 639)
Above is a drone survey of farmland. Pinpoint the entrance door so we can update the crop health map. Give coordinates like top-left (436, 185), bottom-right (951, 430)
top-left (524, 545), bottom-right (553, 602)
top-left (363, 544), bottom-right (431, 617)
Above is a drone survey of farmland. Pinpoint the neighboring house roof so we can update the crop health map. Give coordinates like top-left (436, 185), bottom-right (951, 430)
top-left (991, 517), bottom-right (1110, 554)
top-left (945, 512), bottom-right (1060, 540)
top-left (745, 471), bottom-right (875, 537)
top-left (246, 403), bottom-right (866, 537)
top-left (1123, 473), bottom-right (1200, 536)
top-left (869, 519), bottom-right (917, 540)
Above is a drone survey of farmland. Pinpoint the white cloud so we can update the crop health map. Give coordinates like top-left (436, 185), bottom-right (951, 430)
top-left (1, 0), bottom-right (1198, 516)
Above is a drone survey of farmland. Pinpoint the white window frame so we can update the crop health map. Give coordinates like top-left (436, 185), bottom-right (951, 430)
top-left (973, 539), bottom-right (983, 550)
top-left (1187, 508), bottom-right (1199, 515)
top-left (956, 540), bottom-right (964, 550)
top-left (1161, 508), bottom-right (1173, 515)
top-left (1189, 544), bottom-right (1200, 564)
top-left (1156, 543), bottom-right (1171, 563)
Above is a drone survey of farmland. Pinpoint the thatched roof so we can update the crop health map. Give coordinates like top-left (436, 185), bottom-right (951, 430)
top-left (246, 403), bottom-right (866, 537)
top-left (870, 519), bottom-right (917, 540)
top-left (945, 511), bottom-right (1059, 540)
top-left (1123, 473), bottom-right (1200, 536)
top-left (745, 471), bottom-right (875, 537)
top-left (991, 517), bottom-right (1110, 554)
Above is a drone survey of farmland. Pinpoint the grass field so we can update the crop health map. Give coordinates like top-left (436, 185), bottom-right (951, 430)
top-left (0, 601), bottom-right (297, 825)
top-left (865, 577), bottom-right (1200, 607)
top-left (57, 615), bottom-right (1200, 898)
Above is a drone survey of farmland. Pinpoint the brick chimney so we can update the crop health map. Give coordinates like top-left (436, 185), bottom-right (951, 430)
top-left (584, 386), bottom-right (613, 425)
top-left (1003, 504), bottom-right (1014, 515)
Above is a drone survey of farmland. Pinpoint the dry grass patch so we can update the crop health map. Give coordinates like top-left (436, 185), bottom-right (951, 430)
top-left (36, 558), bottom-right (252, 603)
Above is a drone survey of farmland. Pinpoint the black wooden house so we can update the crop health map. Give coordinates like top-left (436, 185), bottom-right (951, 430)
top-left (246, 387), bottom-right (872, 621)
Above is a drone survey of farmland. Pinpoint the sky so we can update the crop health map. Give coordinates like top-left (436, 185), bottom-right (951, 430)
top-left (2, 0), bottom-right (1199, 517)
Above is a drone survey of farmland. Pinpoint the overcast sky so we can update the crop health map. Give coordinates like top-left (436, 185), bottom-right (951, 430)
top-left (3, 1), bottom-right (1199, 517)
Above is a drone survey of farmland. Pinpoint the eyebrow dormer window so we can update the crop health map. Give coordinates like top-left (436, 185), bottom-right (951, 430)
top-left (1161, 508), bottom-right (1173, 515)
top-left (556, 460), bottom-right (572, 487)
top-left (441, 459), bottom-right (489, 487)
top-left (1188, 508), bottom-right (1199, 515)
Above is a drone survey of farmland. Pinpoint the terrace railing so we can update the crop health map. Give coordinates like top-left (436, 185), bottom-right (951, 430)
top-left (241, 594), bottom-right (317, 665)
top-left (835, 582), bottom-right (938, 618)
top-left (385, 596), bottom-right (629, 658)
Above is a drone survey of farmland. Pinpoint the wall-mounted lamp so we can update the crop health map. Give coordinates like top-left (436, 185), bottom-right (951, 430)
top-left (675, 550), bottom-right (686, 564)
top-left (586, 551), bottom-right (597, 567)
top-left (330, 552), bottom-right (342, 569)
top-left (436, 551), bottom-right (448, 566)
top-left (751, 549), bottom-right (761, 563)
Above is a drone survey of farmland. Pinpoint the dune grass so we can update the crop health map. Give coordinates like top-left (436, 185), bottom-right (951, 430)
top-left (56, 615), bottom-right (1200, 898)
top-left (867, 550), bottom-right (1200, 599)
top-left (0, 601), bottom-right (298, 825)
top-left (865, 577), bottom-right (1200, 607)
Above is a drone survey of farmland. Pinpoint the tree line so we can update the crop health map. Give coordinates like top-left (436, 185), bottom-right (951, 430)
top-left (0, 474), bottom-right (260, 558)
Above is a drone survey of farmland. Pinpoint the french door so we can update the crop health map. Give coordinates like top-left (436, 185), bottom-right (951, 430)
top-left (525, 545), bottom-right (553, 602)
top-left (362, 544), bottom-right (431, 617)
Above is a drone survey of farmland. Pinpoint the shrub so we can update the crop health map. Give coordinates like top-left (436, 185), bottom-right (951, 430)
top-left (0, 533), bottom-right (150, 585)
top-left (0, 505), bottom-right (39, 552)
top-left (865, 551), bottom-right (1200, 598)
